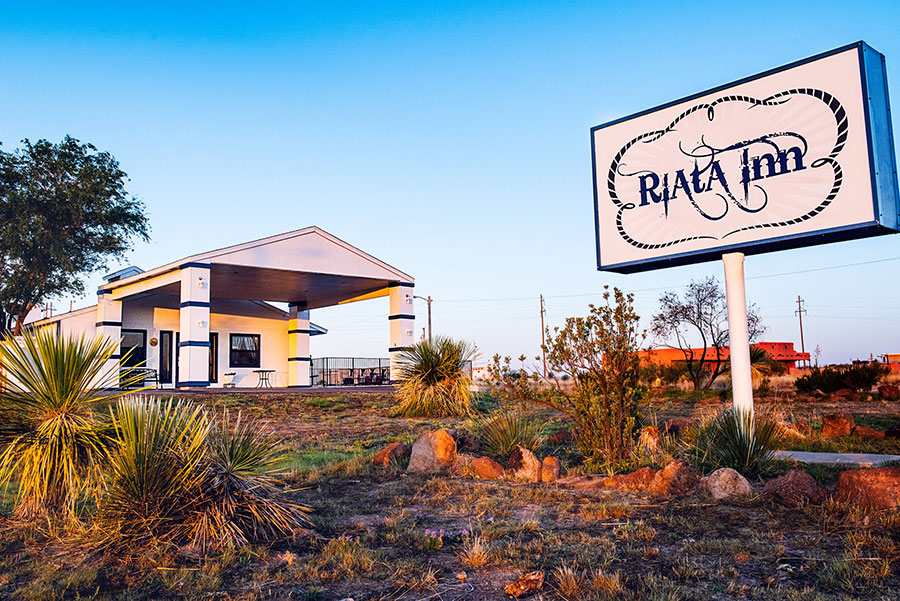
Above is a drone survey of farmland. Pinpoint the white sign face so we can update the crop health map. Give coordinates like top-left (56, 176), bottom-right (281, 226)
top-left (592, 43), bottom-right (899, 272)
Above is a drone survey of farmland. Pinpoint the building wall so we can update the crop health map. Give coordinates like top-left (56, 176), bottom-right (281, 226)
top-left (52, 299), bottom-right (296, 388)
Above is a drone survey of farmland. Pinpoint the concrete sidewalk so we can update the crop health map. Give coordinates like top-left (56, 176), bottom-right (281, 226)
top-left (775, 450), bottom-right (900, 468)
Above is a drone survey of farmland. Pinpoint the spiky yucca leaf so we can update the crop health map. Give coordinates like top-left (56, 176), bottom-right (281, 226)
top-left (101, 397), bottom-right (209, 543)
top-left (0, 330), bottom-right (143, 519)
top-left (394, 336), bottom-right (477, 417)
top-left (688, 408), bottom-right (783, 478)
top-left (479, 410), bottom-right (545, 462)
top-left (188, 411), bottom-right (311, 550)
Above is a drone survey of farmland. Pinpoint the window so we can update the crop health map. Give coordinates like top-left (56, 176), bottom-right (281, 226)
top-left (230, 334), bottom-right (260, 368)
top-left (209, 332), bottom-right (218, 382)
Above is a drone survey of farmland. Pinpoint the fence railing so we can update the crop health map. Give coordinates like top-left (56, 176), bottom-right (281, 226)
top-left (311, 357), bottom-right (392, 386)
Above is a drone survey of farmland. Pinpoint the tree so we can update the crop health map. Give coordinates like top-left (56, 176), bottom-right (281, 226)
top-left (542, 287), bottom-right (645, 468)
top-left (651, 277), bottom-right (764, 391)
top-left (0, 136), bottom-right (149, 334)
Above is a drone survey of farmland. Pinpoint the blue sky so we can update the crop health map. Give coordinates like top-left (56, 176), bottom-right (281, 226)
top-left (1, 1), bottom-right (899, 365)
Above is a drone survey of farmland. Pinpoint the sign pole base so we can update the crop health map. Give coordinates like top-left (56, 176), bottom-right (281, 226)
top-left (722, 252), bottom-right (754, 418)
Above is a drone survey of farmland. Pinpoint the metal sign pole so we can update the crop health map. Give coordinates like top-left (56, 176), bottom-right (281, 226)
top-left (722, 252), bottom-right (754, 417)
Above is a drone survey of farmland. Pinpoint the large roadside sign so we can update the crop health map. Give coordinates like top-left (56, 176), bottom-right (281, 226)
top-left (592, 42), bottom-right (900, 273)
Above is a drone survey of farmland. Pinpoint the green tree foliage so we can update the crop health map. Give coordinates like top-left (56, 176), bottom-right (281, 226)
top-left (542, 287), bottom-right (645, 468)
top-left (0, 330), bottom-right (142, 519)
top-left (651, 277), bottom-right (765, 391)
top-left (0, 137), bottom-right (149, 334)
top-left (393, 336), bottom-right (477, 417)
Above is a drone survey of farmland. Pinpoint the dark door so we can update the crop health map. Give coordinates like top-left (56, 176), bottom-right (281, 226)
top-left (209, 332), bottom-right (218, 383)
top-left (159, 330), bottom-right (173, 384)
top-left (121, 330), bottom-right (146, 367)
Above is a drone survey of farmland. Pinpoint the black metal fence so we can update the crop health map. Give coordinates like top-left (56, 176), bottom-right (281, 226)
top-left (311, 357), bottom-right (392, 386)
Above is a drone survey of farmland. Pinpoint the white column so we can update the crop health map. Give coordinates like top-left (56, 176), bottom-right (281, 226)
top-left (96, 291), bottom-right (122, 383)
top-left (388, 283), bottom-right (415, 381)
top-left (177, 263), bottom-right (211, 387)
top-left (288, 303), bottom-right (311, 387)
top-left (723, 252), bottom-right (754, 417)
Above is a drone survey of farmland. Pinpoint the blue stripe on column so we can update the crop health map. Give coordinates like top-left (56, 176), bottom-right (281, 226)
top-left (179, 262), bottom-right (211, 269)
top-left (179, 301), bottom-right (211, 308)
top-left (97, 289), bottom-right (111, 295)
top-left (288, 357), bottom-right (313, 362)
top-left (178, 341), bottom-right (211, 348)
top-left (288, 329), bottom-right (311, 335)
top-left (389, 346), bottom-right (408, 352)
top-left (388, 282), bottom-right (414, 288)
top-left (109, 354), bottom-right (121, 359)
top-left (96, 321), bottom-right (122, 327)
top-left (288, 301), bottom-right (307, 308)
top-left (388, 314), bottom-right (415, 320)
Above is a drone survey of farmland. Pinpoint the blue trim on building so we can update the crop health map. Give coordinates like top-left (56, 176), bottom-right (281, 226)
top-left (179, 262), bottom-right (211, 270)
top-left (288, 329), bottom-right (311, 335)
top-left (388, 282), bottom-right (414, 288)
top-left (288, 357), bottom-right (313, 362)
top-left (97, 289), bottom-right (111, 295)
top-left (179, 381), bottom-right (210, 387)
top-left (388, 314), bottom-right (415, 320)
top-left (287, 301), bottom-right (307, 308)
top-left (178, 341), bottom-right (211, 348)
top-left (95, 321), bottom-right (122, 327)
top-left (388, 346), bottom-right (408, 352)
top-left (286, 385), bottom-right (313, 388)
top-left (179, 301), bottom-right (211, 308)
top-left (109, 354), bottom-right (121, 359)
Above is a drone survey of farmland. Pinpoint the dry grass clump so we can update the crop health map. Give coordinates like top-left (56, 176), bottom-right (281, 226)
top-left (553, 562), bottom-right (583, 598)
top-left (458, 534), bottom-right (490, 568)
top-left (393, 336), bottom-right (477, 417)
top-left (590, 567), bottom-right (625, 595)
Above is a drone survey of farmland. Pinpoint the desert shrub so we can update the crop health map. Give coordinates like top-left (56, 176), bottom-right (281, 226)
top-left (684, 409), bottom-right (783, 477)
top-left (0, 330), bottom-right (142, 520)
top-left (542, 287), bottom-right (645, 469)
top-left (101, 398), bottom-right (310, 550)
top-left (485, 354), bottom-right (541, 407)
top-left (393, 336), bottom-right (477, 417)
top-left (478, 409), bottom-right (545, 462)
top-left (795, 363), bottom-right (889, 394)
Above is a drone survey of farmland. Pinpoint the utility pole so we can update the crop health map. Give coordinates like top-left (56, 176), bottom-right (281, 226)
top-left (540, 294), bottom-right (547, 379)
top-left (795, 296), bottom-right (808, 367)
top-left (414, 295), bottom-right (432, 342)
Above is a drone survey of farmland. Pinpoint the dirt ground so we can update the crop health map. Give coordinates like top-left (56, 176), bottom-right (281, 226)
top-left (2, 390), bottom-right (899, 601)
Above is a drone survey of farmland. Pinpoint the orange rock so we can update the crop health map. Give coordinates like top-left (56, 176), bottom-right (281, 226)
top-left (647, 460), bottom-right (698, 496)
top-left (852, 426), bottom-right (886, 440)
top-left (541, 456), bottom-right (561, 483)
top-left (407, 430), bottom-right (457, 474)
top-left (471, 456), bottom-right (504, 480)
top-left (504, 570), bottom-right (544, 598)
top-left (821, 413), bottom-right (854, 437)
top-left (835, 467), bottom-right (900, 509)
top-left (372, 442), bottom-right (411, 466)
top-left (762, 470), bottom-right (827, 508)
top-left (605, 467), bottom-right (656, 491)
top-left (507, 446), bottom-right (542, 482)
top-left (878, 384), bottom-right (900, 400)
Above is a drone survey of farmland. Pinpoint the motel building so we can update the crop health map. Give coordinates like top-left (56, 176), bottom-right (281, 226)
top-left (26, 227), bottom-right (415, 389)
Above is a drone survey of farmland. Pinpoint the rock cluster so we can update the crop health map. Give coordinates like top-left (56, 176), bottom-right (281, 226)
top-left (372, 442), bottom-right (411, 466)
top-left (820, 413), bottom-right (889, 439)
top-left (835, 467), bottom-right (900, 510)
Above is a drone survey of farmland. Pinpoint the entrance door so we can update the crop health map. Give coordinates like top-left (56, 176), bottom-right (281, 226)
top-left (159, 330), bottom-right (173, 384)
top-left (120, 330), bottom-right (147, 387)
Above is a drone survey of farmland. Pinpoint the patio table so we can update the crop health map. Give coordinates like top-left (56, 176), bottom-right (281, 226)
top-left (253, 369), bottom-right (275, 388)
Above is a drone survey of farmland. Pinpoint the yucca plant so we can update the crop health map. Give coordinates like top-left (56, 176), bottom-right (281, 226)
top-left (101, 397), bottom-right (210, 544)
top-left (188, 411), bottom-right (311, 550)
top-left (394, 336), bottom-right (477, 417)
top-left (0, 330), bottom-right (143, 520)
top-left (479, 409), bottom-right (545, 462)
top-left (686, 408), bottom-right (783, 478)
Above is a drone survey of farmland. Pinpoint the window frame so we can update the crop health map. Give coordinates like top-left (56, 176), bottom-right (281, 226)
top-left (229, 333), bottom-right (261, 368)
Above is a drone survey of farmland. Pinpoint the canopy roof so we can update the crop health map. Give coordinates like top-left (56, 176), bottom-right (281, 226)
top-left (98, 227), bottom-right (413, 310)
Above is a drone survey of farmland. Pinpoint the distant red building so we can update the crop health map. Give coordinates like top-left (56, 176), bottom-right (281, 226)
top-left (641, 341), bottom-right (810, 374)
